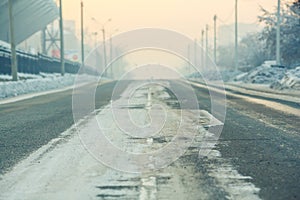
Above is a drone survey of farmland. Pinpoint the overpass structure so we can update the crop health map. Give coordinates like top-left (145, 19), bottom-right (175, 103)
top-left (0, 0), bottom-right (58, 44)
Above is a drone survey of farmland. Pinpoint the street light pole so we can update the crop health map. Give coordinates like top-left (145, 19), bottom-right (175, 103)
top-left (109, 36), bottom-right (113, 78)
top-left (8, 0), bottom-right (18, 81)
top-left (91, 18), bottom-right (111, 76)
top-left (201, 29), bottom-right (204, 68)
top-left (93, 32), bottom-right (98, 49)
top-left (213, 14), bottom-right (217, 64)
top-left (188, 44), bottom-right (191, 74)
top-left (81, 0), bottom-right (85, 68)
top-left (206, 24), bottom-right (209, 68)
top-left (59, 0), bottom-right (65, 76)
top-left (194, 39), bottom-right (197, 68)
top-left (276, 0), bottom-right (281, 65)
top-left (109, 29), bottom-right (118, 78)
top-left (235, 0), bottom-right (238, 71)
top-left (102, 27), bottom-right (108, 77)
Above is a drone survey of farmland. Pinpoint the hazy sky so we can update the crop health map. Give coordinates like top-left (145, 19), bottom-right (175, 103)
top-left (61, 0), bottom-right (278, 38)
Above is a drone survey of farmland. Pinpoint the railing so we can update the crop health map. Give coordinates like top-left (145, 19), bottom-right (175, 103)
top-left (0, 46), bottom-right (93, 75)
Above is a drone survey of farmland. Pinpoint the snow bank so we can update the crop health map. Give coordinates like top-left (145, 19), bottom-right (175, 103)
top-left (234, 65), bottom-right (286, 84)
top-left (188, 60), bottom-right (300, 91)
top-left (270, 67), bottom-right (300, 90)
top-left (231, 60), bottom-right (300, 90)
top-left (0, 73), bottom-right (42, 81)
top-left (0, 40), bottom-right (11, 49)
top-left (0, 73), bottom-right (95, 99)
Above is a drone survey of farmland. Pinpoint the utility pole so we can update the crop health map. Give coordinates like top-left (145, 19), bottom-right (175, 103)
top-left (235, 0), bottom-right (238, 71)
top-left (93, 32), bottom-right (98, 49)
top-left (213, 15), bottom-right (217, 64)
top-left (201, 29), bottom-right (204, 68)
top-left (276, 0), bottom-right (281, 65)
top-left (102, 28), bottom-right (108, 77)
top-left (110, 36), bottom-right (113, 78)
top-left (194, 39), bottom-right (197, 68)
top-left (59, 0), bottom-right (65, 76)
top-left (187, 44), bottom-right (191, 74)
top-left (59, 0), bottom-right (65, 75)
top-left (8, 0), bottom-right (18, 81)
top-left (91, 18), bottom-right (111, 75)
top-left (81, 1), bottom-right (85, 68)
top-left (206, 24), bottom-right (209, 68)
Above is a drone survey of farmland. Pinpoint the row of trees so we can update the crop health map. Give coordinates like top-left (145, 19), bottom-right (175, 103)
top-left (218, 0), bottom-right (300, 69)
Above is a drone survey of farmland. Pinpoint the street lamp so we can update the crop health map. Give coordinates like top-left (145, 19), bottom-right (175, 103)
top-left (201, 29), bottom-right (204, 68)
top-left (59, 0), bottom-right (65, 76)
top-left (91, 17), bottom-right (112, 77)
top-left (205, 24), bottom-right (209, 68)
top-left (213, 15), bottom-right (217, 64)
top-left (92, 32), bottom-right (98, 49)
top-left (235, 0), bottom-right (238, 71)
top-left (81, 0), bottom-right (84, 68)
top-left (109, 29), bottom-right (119, 78)
top-left (276, 0), bottom-right (281, 65)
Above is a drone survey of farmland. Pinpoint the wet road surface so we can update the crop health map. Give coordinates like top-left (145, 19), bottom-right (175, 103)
top-left (0, 79), bottom-right (299, 200)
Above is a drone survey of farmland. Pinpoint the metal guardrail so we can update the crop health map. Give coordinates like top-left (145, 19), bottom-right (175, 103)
top-left (0, 46), bottom-right (86, 75)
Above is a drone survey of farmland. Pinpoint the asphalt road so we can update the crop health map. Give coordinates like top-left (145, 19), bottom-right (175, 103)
top-left (0, 81), bottom-right (128, 174)
top-left (0, 79), bottom-right (299, 200)
top-left (184, 81), bottom-right (300, 200)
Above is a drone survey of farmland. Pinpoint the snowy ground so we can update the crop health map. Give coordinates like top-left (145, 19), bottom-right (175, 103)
top-left (190, 61), bottom-right (300, 91)
top-left (0, 73), bottom-right (96, 99)
top-left (233, 66), bottom-right (285, 85)
top-left (270, 67), bottom-right (300, 90)
top-left (232, 62), bottom-right (300, 90)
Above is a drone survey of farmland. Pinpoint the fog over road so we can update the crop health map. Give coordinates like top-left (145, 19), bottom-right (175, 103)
top-left (0, 80), bottom-right (299, 200)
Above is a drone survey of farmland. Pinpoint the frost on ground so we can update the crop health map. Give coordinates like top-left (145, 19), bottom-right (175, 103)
top-left (0, 73), bottom-right (95, 99)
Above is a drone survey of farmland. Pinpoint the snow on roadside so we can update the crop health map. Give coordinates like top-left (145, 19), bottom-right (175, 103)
top-left (234, 65), bottom-right (286, 84)
top-left (270, 67), bottom-right (300, 90)
top-left (188, 60), bottom-right (300, 92)
top-left (0, 73), bottom-right (96, 99)
top-left (0, 73), bottom-right (42, 81)
top-left (233, 64), bottom-right (300, 91)
top-left (229, 60), bottom-right (300, 91)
